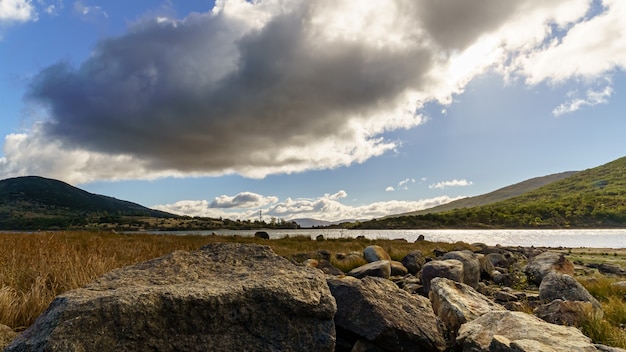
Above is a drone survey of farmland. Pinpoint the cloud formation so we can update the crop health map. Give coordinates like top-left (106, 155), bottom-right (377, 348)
top-left (209, 192), bottom-right (278, 209)
top-left (429, 179), bottom-right (473, 190)
top-left (552, 84), bottom-right (613, 116)
top-left (0, 0), bottom-right (37, 23)
top-left (154, 190), bottom-right (463, 222)
top-left (2, 0), bottom-right (624, 183)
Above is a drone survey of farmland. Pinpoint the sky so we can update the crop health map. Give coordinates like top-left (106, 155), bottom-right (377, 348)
top-left (1, 0), bottom-right (625, 223)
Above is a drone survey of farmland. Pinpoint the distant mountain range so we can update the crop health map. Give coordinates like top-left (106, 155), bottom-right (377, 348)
top-left (2, 155), bottom-right (625, 230)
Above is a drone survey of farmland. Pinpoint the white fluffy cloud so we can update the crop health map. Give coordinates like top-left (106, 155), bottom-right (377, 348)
top-left (209, 192), bottom-right (279, 209)
top-left (552, 84), bottom-right (613, 116)
top-left (154, 190), bottom-right (464, 222)
top-left (2, 0), bottom-right (624, 183)
top-left (429, 179), bottom-right (473, 190)
top-left (0, 0), bottom-right (36, 23)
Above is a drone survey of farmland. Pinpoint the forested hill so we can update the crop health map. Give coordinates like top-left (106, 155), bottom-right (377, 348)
top-left (0, 176), bottom-right (176, 229)
top-left (352, 156), bottom-right (626, 229)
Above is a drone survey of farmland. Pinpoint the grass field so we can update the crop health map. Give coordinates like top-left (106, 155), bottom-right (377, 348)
top-left (1, 231), bottom-right (625, 348)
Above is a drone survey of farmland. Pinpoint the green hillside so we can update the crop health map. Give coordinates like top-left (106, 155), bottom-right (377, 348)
top-left (352, 156), bottom-right (626, 229)
top-left (390, 171), bottom-right (578, 217)
top-left (0, 176), bottom-right (176, 230)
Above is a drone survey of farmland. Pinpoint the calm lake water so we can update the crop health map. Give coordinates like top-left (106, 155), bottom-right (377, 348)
top-left (151, 228), bottom-right (626, 248)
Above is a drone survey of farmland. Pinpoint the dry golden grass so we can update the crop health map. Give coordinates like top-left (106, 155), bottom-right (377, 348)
top-left (0, 231), bottom-right (471, 330)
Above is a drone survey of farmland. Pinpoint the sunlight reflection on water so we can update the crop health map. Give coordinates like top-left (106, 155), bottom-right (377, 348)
top-left (156, 228), bottom-right (626, 248)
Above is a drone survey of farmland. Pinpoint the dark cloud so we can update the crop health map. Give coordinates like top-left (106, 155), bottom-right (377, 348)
top-left (20, 0), bottom-right (589, 180)
top-left (26, 1), bottom-right (432, 176)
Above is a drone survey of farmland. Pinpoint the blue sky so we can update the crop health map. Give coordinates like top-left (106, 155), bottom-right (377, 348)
top-left (1, 0), bottom-right (625, 223)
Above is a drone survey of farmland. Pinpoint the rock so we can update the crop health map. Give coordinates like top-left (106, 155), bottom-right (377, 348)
top-left (348, 260), bottom-right (391, 279)
top-left (442, 250), bottom-right (481, 288)
top-left (539, 272), bottom-right (602, 311)
top-left (486, 253), bottom-right (510, 268)
top-left (595, 344), bottom-right (626, 352)
top-left (6, 243), bottom-right (337, 352)
top-left (307, 259), bottom-right (345, 276)
top-left (350, 339), bottom-right (385, 352)
top-left (421, 259), bottom-right (464, 293)
top-left (493, 291), bottom-right (518, 303)
top-left (429, 277), bottom-right (505, 335)
top-left (456, 310), bottom-right (598, 352)
top-left (433, 248), bottom-right (449, 257)
top-left (477, 254), bottom-right (495, 280)
top-left (524, 251), bottom-right (574, 285)
top-left (363, 246), bottom-right (391, 263)
top-left (534, 299), bottom-right (594, 327)
top-left (400, 250), bottom-right (426, 275)
top-left (254, 231), bottom-right (270, 239)
top-left (598, 263), bottom-right (625, 275)
top-left (492, 272), bottom-right (515, 287)
top-left (1, 324), bottom-right (17, 351)
top-left (316, 234), bottom-right (325, 241)
top-left (389, 261), bottom-right (408, 277)
top-left (415, 234), bottom-right (425, 242)
top-left (327, 276), bottom-right (446, 352)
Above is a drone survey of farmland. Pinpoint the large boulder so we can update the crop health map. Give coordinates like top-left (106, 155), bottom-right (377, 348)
top-left (6, 243), bottom-right (337, 352)
top-left (534, 299), bottom-right (595, 327)
top-left (348, 260), bottom-right (391, 279)
top-left (421, 259), bottom-right (464, 293)
top-left (327, 276), bottom-right (446, 352)
top-left (442, 250), bottom-right (481, 288)
top-left (429, 277), bottom-right (505, 335)
top-left (524, 251), bottom-right (574, 285)
top-left (456, 310), bottom-right (598, 352)
top-left (539, 272), bottom-right (602, 311)
top-left (400, 250), bottom-right (426, 275)
top-left (363, 246), bottom-right (391, 263)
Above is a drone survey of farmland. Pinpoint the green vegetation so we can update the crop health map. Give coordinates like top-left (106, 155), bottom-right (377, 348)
top-left (352, 156), bottom-right (626, 229)
top-left (579, 276), bottom-right (626, 348)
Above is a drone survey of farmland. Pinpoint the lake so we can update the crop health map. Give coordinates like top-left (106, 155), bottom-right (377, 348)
top-left (149, 228), bottom-right (626, 248)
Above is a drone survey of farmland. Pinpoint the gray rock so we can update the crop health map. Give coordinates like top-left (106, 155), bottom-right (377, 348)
top-left (477, 254), bottom-right (495, 280)
top-left (348, 260), bottom-right (391, 279)
top-left (429, 277), bottom-right (505, 335)
top-left (363, 246), bottom-right (391, 263)
top-left (421, 259), bottom-right (464, 293)
top-left (327, 276), bottom-right (446, 352)
top-left (539, 272), bottom-right (602, 311)
top-left (442, 250), bottom-right (481, 288)
top-left (389, 261), bottom-right (408, 277)
top-left (486, 253), bottom-right (510, 268)
top-left (254, 231), bottom-right (270, 239)
top-left (1, 324), bottom-right (17, 351)
top-left (598, 263), bottom-right (625, 275)
top-left (400, 250), bottom-right (426, 275)
top-left (6, 243), bottom-right (336, 352)
top-left (534, 299), bottom-right (595, 327)
top-left (524, 251), bottom-right (574, 285)
top-left (456, 310), bottom-right (598, 352)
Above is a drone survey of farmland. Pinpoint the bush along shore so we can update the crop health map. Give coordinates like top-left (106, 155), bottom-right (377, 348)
top-left (2, 233), bottom-right (626, 351)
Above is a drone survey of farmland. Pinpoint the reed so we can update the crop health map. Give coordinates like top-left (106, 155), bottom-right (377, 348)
top-left (579, 276), bottom-right (626, 348)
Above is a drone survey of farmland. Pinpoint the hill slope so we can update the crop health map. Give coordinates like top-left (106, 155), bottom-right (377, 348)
top-left (353, 156), bottom-right (626, 229)
top-left (0, 176), bottom-right (175, 229)
top-left (392, 171), bottom-right (578, 217)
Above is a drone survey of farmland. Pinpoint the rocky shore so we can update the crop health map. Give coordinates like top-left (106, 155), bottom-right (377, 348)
top-left (3, 241), bottom-right (626, 351)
